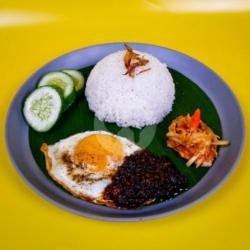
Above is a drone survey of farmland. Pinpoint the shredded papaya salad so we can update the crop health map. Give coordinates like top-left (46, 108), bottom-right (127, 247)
top-left (167, 109), bottom-right (229, 167)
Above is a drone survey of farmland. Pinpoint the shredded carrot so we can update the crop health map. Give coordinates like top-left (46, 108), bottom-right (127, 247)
top-left (166, 109), bottom-right (229, 167)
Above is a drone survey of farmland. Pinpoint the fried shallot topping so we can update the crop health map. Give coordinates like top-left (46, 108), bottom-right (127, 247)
top-left (166, 109), bottom-right (229, 168)
top-left (123, 44), bottom-right (151, 78)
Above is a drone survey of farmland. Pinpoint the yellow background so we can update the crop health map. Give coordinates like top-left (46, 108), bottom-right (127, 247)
top-left (0, 1), bottom-right (249, 249)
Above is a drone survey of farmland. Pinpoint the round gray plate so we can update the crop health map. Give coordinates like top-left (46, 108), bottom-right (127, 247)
top-left (5, 43), bottom-right (245, 221)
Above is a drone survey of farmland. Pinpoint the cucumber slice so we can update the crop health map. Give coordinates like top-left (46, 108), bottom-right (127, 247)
top-left (23, 86), bottom-right (63, 132)
top-left (38, 71), bottom-right (76, 110)
top-left (62, 70), bottom-right (84, 92)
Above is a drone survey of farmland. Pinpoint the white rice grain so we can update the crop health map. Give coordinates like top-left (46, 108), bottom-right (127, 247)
top-left (85, 50), bottom-right (175, 128)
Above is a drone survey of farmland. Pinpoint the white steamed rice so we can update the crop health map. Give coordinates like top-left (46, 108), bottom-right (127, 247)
top-left (85, 50), bottom-right (175, 128)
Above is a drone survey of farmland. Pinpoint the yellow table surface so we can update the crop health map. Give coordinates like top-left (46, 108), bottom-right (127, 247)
top-left (1, 1), bottom-right (249, 249)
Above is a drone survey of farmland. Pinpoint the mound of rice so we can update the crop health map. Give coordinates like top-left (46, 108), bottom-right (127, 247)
top-left (85, 50), bottom-right (175, 128)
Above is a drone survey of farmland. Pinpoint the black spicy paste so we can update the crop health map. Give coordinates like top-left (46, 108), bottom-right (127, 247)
top-left (103, 150), bottom-right (187, 209)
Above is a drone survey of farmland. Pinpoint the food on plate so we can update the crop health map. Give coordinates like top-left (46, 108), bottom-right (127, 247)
top-left (166, 109), bottom-right (229, 167)
top-left (38, 71), bottom-right (76, 110)
top-left (23, 86), bottom-right (63, 132)
top-left (41, 131), bottom-right (187, 208)
top-left (41, 131), bottom-right (140, 205)
top-left (25, 45), bottom-right (230, 209)
top-left (23, 69), bottom-right (84, 132)
top-left (62, 69), bottom-right (85, 94)
top-left (85, 44), bottom-right (175, 128)
top-left (123, 44), bottom-right (151, 77)
top-left (103, 150), bottom-right (187, 209)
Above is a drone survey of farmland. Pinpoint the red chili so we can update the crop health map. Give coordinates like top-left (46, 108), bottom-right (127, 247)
top-left (190, 108), bottom-right (201, 128)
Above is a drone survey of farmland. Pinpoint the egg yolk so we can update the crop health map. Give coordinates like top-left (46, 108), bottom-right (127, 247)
top-left (73, 134), bottom-right (124, 172)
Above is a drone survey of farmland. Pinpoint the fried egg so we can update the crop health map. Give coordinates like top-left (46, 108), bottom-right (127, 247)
top-left (41, 131), bottom-right (140, 205)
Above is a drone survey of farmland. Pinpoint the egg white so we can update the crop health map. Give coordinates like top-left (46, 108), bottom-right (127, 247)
top-left (42, 131), bottom-right (141, 204)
